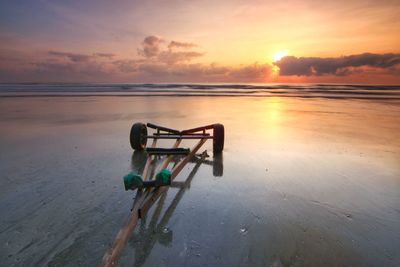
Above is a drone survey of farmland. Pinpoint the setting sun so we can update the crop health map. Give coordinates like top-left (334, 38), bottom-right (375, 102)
top-left (272, 51), bottom-right (288, 62)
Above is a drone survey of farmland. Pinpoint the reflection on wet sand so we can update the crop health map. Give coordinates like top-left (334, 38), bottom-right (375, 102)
top-left (128, 151), bottom-right (223, 266)
top-left (0, 96), bottom-right (399, 266)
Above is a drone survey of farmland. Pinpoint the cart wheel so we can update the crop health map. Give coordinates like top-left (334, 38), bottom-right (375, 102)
top-left (130, 122), bottom-right (147, 150)
top-left (213, 123), bottom-right (224, 154)
top-left (213, 153), bottom-right (223, 177)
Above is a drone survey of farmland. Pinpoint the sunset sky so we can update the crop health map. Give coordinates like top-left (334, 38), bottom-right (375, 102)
top-left (1, 0), bottom-right (399, 83)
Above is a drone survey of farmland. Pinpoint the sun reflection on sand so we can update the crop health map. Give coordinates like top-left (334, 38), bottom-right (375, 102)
top-left (262, 97), bottom-right (283, 137)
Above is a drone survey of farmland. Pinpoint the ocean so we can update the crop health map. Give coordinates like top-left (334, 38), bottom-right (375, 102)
top-left (1, 83), bottom-right (400, 99)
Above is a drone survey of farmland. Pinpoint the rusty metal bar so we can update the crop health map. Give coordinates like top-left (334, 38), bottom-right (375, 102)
top-left (146, 135), bottom-right (212, 139)
top-left (145, 147), bottom-right (190, 155)
top-left (180, 124), bottom-right (215, 134)
top-left (154, 132), bottom-right (210, 136)
top-left (146, 123), bottom-right (180, 134)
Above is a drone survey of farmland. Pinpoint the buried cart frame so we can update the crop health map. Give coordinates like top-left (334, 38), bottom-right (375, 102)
top-left (100, 122), bottom-right (224, 267)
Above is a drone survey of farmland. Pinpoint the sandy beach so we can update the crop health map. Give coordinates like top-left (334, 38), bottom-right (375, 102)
top-left (0, 95), bottom-right (399, 266)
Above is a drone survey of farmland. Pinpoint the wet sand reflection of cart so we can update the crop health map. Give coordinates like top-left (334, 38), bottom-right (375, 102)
top-left (100, 122), bottom-right (225, 267)
top-left (129, 149), bottom-right (223, 266)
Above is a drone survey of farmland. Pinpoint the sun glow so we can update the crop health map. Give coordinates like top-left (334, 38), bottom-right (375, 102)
top-left (272, 51), bottom-right (288, 62)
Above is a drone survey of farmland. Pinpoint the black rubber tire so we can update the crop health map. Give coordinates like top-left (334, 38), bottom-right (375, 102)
top-left (213, 123), bottom-right (224, 154)
top-left (130, 122), bottom-right (147, 150)
top-left (213, 153), bottom-right (223, 177)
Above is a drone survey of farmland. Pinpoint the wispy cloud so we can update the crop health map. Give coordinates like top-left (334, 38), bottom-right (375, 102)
top-left (168, 41), bottom-right (197, 49)
top-left (48, 51), bottom-right (91, 63)
top-left (1, 35), bottom-right (399, 83)
top-left (94, 53), bottom-right (115, 59)
top-left (0, 36), bottom-right (272, 82)
top-left (48, 51), bottom-right (116, 62)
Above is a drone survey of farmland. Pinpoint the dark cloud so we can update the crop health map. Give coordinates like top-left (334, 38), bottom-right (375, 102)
top-left (168, 41), bottom-right (197, 49)
top-left (137, 35), bottom-right (163, 58)
top-left (275, 53), bottom-right (400, 76)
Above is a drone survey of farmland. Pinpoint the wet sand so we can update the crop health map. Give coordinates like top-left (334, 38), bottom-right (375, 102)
top-left (0, 96), bottom-right (399, 266)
